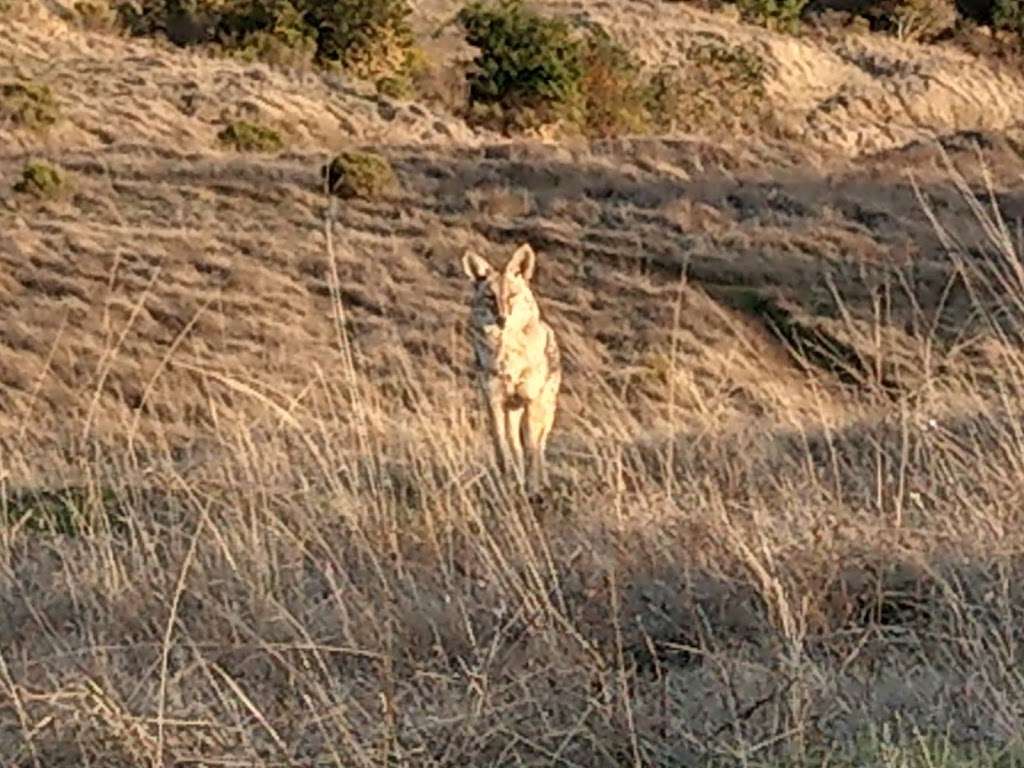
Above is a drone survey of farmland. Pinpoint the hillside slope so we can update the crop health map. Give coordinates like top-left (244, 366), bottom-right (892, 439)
top-left (3, 0), bottom-right (1024, 457)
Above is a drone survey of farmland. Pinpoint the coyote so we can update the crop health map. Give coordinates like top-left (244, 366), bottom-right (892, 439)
top-left (462, 243), bottom-right (561, 492)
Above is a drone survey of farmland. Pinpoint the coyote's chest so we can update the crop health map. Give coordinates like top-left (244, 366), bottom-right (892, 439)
top-left (470, 324), bottom-right (547, 402)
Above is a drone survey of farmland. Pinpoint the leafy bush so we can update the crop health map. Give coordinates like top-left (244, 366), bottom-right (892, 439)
top-left (578, 27), bottom-right (651, 137)
top-left (376, 74), bottom-right (412, 99)
top-left (0, 81), bottom-right (60, 130)
top-left (217, 0), bottom-right (318, 67)
top-left (844, 0), bottom-right (957, 41)
top-left (217, 120), bottom-right (284, 152)
top-left (457, 1), bottom-right (664, 136)
top-left (886, 0), bottom-right (957, 41)
top-left (457, 0), bottom-right (585, 130)
top-left (648, 38), bottom-right (768, 133)
top-left (14, 160), bottom-right (69, 200)
top-left (322, 151), bottom-right (397, 199)
top-left (72, 0), bottom-right (122, 31)
top-left (115, 0), bottom-right (413, 77)
top-left (301, 0), bottom-right (413, 79)
top-left (115, 0), bottom-right (219, 44)
top-left (994, 0), bottom-right (1024, 39)
top-left (735, 0), bottom-right (809, 32)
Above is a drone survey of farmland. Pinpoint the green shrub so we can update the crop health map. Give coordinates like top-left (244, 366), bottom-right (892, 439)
top-left (217, 0), bottom-right (318, 67)
top-left (847, 0), bottom-right (957, 41)
top-left (301, 0), bottom-right (413, 78)
top-left (458, 1), bottom-right (666, 136)
top-left (217, 120), bottom-right (284, 152)
top-left (322, 151), bottom-right (397, 200)
top-left (14, 160), bottom-right (69, 200)
top-left (115, 0), bottom-right (413, 77)
top-left (578, 27), bottom-right (651, 137)
top-left (376, 74), bottom-right (412, 99)
top-left (457, 0), bottom-right (585, 130)
top-left (0, 81), bottom-right (60, 130)
top-left (735, 0), bottom-right (808, 32)
top-left (643, 66), bottom-right (686, 130)
top-left (886, 0), bottom-right (957, 40)
top-left (648, 38), bottom-right (768, 133)
top-left (73, 0), bottom-right (122, 31)
top-left (115, 0), bottom-right (219, 44)
top-left (994, 0), bottom-right (1024, 39)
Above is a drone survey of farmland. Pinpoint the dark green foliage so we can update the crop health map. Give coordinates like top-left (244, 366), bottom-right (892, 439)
top-left (301, 0), bottom-right (413, 77)
top-left (72, 0), bottom-right (122, 31)
top-left (217, 119), bottom-right (285, 152)
top-left (14, 160), bottom-right (68, 199)
top-left (376, 74), bottom-right (412, 99)
top-left (115, 0), bottom-right (220, 44)
top-left (322, 151), bottom-right (398, 200)
top-left (736, 0), bottom-right (809, 32)
top-left (994, 0), bottom-right (1024, 38)
top-left (457, 1), bottom-right (675, 136)
top-left (0, 81), bottom-right (60, 130)
top-left (578, 27), bottom-right (657, 137)
top-left (114, 0), bottom-right (413, 76)
top-left (662, 38), bottom-right (768, 133)
top-left (457, 0), bottom-right (585, 129)
top-left (456, 1), bottom-right (770, 138)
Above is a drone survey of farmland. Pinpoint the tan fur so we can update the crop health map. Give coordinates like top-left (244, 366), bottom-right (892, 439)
top-left (462, 243), bottom-right (562, 492)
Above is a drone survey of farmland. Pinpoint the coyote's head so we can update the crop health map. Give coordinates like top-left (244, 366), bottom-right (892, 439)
top-left (461, 243), bottom-right (540, 336)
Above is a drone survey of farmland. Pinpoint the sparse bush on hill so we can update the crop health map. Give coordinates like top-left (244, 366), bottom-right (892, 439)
top-left (322, 151), bottom-right (397, 199)
top-left (216, 0), bottom-right (318, 67)
top-left (14, 160), bottom-right (69, 200)
top-left (0, 81), bottom-right (60, 131)
top-left (994, 0), bottom-right (1024, 40)
top-left (860, 0), bottom-right (958, 41)
top-left (115, 0), bottom-right (217, 43)
top-left (72, 0), bottom-right (122, 32)
top-left (457, 0), bottom-right (585, 131)
top-left (735, 0), bottom-right (810, 33)
top-left (114, 0), bottom-right (414, 79)
top-left (217, 119), bottom-right (284, 152)
top-left (649, 37), bottom-right (768, 133)
top-left (578, 26), bottom-right (653, 137)
top-left (375, 73), bottom-right (412, 99)
top-left (456, 1), bottom-right (675, 137)
top-left (301, 0), bottom-right (413, 79)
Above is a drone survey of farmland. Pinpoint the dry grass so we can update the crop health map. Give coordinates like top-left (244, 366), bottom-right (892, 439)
top-left (4, 144), bottom-right (1024, 764)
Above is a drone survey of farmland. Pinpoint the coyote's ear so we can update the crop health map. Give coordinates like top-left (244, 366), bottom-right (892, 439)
top-left (505, 243), bottom-right (536, 281)
top-left (462, 251), bottom-right (493, 281)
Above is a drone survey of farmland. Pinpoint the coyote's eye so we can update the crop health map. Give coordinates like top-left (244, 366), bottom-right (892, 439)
top-left (485, 291), bottom-right (500, 315)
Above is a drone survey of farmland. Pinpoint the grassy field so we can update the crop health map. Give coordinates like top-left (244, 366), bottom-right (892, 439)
top-left (5, 0), bottom-right (1024, 765)
top-left (5, 153), bottom-right (1024, 765)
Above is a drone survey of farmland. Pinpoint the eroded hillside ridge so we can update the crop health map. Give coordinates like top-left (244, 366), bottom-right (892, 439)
top-left (4, 0), bottom-right (1024, 157)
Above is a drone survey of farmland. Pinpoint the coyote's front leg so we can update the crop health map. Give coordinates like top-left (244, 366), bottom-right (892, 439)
top-left (484, 391), bottom-right (510, 474)
top-left (504, 404), bottom-right (526, 484)
top-left (523, 399), bottom-right (546, 493)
